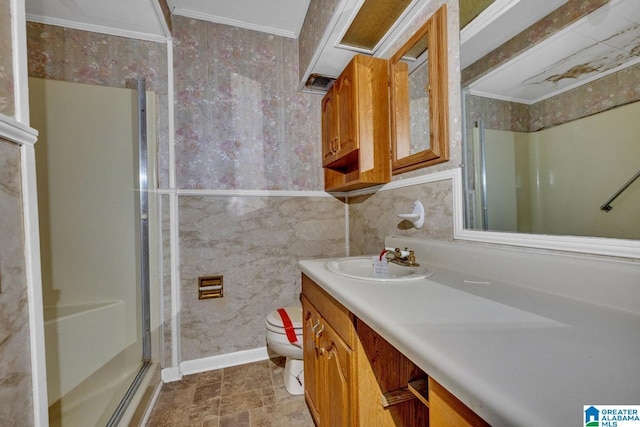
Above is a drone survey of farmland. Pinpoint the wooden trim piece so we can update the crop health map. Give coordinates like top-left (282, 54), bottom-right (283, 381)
top-left (408, 378), bottom-right (429, 407)
top-left (380, 387), bottom-right (416, 408)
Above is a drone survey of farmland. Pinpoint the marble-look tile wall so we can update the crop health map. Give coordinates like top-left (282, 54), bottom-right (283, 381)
top-left (0, 0), bottom-right (14, 117)
top-left (172, 16), bottom-right (323, 190)
top-left (161, 195), bottom-right (173, 366)
top-left (0, 139), bottom-right (33, 426)
top-left (178, 195), bottom-right (345, 360)
top-left (348, 181), bottom-right (454, 255)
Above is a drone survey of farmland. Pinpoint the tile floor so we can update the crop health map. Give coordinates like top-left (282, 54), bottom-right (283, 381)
top-left (146, 357), bottom-right (314, 427)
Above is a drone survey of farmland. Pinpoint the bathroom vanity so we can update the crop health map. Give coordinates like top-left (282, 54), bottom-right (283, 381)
top-left (299, 237), bottom-right (640, 426)
top-left (301, 274), bottom-right (485, 426)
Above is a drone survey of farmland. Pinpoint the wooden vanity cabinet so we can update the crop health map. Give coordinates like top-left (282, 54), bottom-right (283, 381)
top-left (429, 377), bottom-right (490, 427)
top-left (302, 276), bottom-right (357, 426)
top-left (321, 54), bottom-right (391, 192)
top-left (302, 274), bottom-right (489, 427)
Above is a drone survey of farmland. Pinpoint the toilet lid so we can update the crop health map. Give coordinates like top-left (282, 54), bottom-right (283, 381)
top-left (267, 305), bottom-right (303, 329)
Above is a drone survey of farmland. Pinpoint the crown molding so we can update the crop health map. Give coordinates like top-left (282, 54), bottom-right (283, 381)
top-left (26, 14), bottom-right (168, 43)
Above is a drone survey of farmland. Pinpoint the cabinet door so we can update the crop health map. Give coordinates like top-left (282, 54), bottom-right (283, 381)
top-left (321, 86), bottom-right (338, 167)
top-left (429, 377), bottom-right (489, 427)
top-left (302, 296), bottom-right (321, 425)
top-left (319, 321), bottom-right (356, 427)
top-left (335, 63), bottom-right (358, 158)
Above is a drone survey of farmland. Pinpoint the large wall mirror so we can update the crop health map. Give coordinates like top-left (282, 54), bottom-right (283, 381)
top-left (390, 4), bottom-right (449, 174)
top-left (459, 0), bottom-right (640, 257)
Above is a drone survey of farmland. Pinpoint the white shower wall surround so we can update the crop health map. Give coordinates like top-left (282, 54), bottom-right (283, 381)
top-left (43, 301), bottom-right (127, 403)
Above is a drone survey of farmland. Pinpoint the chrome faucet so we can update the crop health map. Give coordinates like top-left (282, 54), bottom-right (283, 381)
top-left (383, 247), bottom-right (419, 267)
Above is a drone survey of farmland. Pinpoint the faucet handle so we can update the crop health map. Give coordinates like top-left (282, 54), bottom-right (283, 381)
top-left (408, 250), bottom-right (418, 266)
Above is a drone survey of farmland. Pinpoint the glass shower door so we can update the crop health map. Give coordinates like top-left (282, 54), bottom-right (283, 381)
top-left (30, 77), bottom-right (155, 426)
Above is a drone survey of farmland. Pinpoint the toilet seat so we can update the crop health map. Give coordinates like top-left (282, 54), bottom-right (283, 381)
top-left (265, 304), bottom-right (305, 395)
top-left (266, 306), bottom-right (303, 335)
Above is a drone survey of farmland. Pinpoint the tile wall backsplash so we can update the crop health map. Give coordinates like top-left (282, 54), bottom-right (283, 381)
top-left (0, 0), bottom-right (14, 117)
top-left (161, 195), bottom-right (173, 366)
top-left (178, 195), bottom-right (345, 360)
top-left (0, 139), bottom-right (33, 425)
top-left (172, 16), bottom-right (323, 191)
top-left (348, 181), bottom-right (454, 255)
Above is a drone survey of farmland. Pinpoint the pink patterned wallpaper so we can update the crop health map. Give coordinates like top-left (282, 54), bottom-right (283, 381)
top-left (0, 0), bottom-right (14, 117)
top-left (172, 16), bottom-right (323, 190)
top-left (26, 22), bottom-right (171, 185)
top-left (298, 0), bottom-right (341, 85)
top-left (26, 23), bottom-right (167, 92)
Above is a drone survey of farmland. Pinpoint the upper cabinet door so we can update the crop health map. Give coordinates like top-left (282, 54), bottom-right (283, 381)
top-left (335, 64), bottom-right (358, 160)
top-left (321, 55), bottom-right (391, 192)
top-left (390, 5), bottom-right (449, 174)
top-left (321, 86), bottom-right (338, 167)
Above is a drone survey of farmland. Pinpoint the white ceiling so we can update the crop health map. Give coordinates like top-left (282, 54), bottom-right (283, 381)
top-left (25, 0), bottom-right (311, 41)
top-left (467, 0), bottom-right (640, 104)
top-left (168, 0), bottom-right (310, 39)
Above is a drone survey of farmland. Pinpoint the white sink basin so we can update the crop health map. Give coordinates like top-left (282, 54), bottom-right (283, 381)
top-left (325, 256), bottom-right (433, 282)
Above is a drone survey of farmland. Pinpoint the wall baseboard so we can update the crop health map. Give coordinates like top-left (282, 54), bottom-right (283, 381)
top-left (161, 347), bottom-right (270, 382)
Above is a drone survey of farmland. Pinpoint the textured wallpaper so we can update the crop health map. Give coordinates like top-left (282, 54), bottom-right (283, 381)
top-left (26, 23), bottom-right (167, 92)
top-left (26, 22), bottom-right (171, 186)
top-left (172, 17), bottom-right (323, 190)
top-left (0, 0), bottom-right (14, 117)
top-left (297, 0), bottom-right (341, 84)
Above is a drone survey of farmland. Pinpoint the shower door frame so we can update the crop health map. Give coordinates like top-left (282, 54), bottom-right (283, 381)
top-left (105, 77), bottom-right (153, 427)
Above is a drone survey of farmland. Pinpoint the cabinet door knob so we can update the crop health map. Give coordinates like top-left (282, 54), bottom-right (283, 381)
top-left (331, 138), bottom-right (339, 155)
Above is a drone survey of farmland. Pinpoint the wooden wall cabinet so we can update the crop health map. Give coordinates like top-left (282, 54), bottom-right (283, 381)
top-left (321, 54), bottom-right (391, 192)
top-left (302, 274), bottom-right (489, 426)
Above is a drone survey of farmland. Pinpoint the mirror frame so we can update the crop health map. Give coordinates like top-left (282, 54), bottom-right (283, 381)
top-left (389, 5), bottom-right (449, 175)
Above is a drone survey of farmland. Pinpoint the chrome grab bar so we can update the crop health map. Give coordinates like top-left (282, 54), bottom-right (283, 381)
top-left (600, 169), bottom-right (640, 212)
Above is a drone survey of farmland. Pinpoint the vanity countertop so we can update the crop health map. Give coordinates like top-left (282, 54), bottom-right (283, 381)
top-left (298, 256), bottom-right (640, 427)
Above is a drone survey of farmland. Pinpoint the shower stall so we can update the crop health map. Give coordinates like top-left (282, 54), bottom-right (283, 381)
top-left (30, 77), bottom-right (159, 426)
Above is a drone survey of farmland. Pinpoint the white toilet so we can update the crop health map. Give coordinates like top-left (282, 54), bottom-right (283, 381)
top-left (265, 305), bottom-right (304, 395)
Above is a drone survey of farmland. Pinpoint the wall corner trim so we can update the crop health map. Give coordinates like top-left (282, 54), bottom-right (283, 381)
top-left (0, 114), bottom-right (38, 146)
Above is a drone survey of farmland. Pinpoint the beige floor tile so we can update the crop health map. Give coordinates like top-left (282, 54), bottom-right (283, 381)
top-left (219, 410), bottom-right (251, 427)
top-left (148, 359), bottom-right (311, 427)
top-left (249, 399), bottom-right (315, 427)
top-left (219, 389), bottom-right (264, 417)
